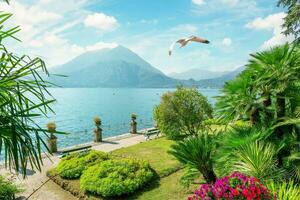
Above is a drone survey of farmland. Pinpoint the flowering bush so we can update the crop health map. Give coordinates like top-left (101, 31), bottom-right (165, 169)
top-left (188, 172), bottom-right (274, 200)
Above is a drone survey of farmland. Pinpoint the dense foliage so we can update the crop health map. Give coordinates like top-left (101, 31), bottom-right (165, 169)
top-left (0, 176), bottom-right (22, 200)
top-left (216, 43), bottom-right (300, 126)
top-left (216, 43), bottom-right (300, 180)
top-left (189, 172), bottom-right (274, 200)
top-left (278, 0), bottom-right (300, 42)
top-left (161, 43), bottom-right (300, 200)
top-left (80, 158), bottom-right (154, 197)
top-left (154, 87), bottom-right (213, 139)
top-left (56, 150), bottom-right (109, 179)
top-left (0, 12), bottom-right (62, 176)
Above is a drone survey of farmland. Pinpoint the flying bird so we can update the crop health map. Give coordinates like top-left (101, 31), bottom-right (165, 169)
top-left (168, 36), bottom-right (210, 56)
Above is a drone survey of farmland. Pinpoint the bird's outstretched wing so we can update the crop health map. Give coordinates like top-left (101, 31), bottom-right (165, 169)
top-left (188, 36), bottom-right (210, 44)
top-left (168, 42), bottom-right (176, 56)
top-left (169, 38), bottom-right (189, 56)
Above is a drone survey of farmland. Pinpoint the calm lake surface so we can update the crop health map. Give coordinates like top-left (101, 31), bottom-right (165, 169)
top-left (36, 88), bottom-right (219, 148)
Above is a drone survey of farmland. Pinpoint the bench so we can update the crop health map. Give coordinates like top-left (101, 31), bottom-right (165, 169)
top-left (144, 128), bottom-right (160, 140)
top-left (59, 144), bottom-right (92, 158)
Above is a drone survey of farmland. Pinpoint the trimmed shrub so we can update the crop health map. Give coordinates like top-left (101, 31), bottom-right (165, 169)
top-left (80, 158), bottom-right (154, 197)
top-left (0, 176), bottom-right (22, 200)
top-left (57, 150), bottom-right (109, 179)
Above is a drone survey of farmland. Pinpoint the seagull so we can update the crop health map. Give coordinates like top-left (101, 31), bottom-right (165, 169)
top-left (168, 35), bottom-right (210, 56)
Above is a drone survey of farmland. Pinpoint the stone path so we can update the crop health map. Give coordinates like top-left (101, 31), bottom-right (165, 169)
top-left (1, 132), bottom-right (149, 200)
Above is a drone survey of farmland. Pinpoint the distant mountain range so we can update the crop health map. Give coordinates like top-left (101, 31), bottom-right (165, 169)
top-left (169, 69), bottom-right (228, 81)
top-left (49, 45), bottom-right (244, 88)
top-left (196, 66), bottom-right (245, 88)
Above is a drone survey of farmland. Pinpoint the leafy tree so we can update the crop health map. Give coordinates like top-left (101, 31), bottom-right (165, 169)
top-left (278, 0), bottom-right (300, 42)
top-left (0, 13), bottom-right (61, 176)
top-left (168, 132), bottom-right (217, 184)
top-left (154, 87), bottom-right (213, 140)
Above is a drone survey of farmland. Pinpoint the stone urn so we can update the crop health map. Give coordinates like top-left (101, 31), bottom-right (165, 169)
top-left (94, 116), bottom-right (102, 142)
top-left (47, 122), bottom-right (57, 153)
top-left (130, 113), bottom-right (137, 134)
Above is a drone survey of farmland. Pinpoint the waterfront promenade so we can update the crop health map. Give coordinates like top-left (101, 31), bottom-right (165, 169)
top-left (0, 131), bottom-right (152, 200)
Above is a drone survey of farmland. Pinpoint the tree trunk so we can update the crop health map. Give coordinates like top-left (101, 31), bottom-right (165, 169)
top-left (250, 107), bottom-right (260, 125)
top-left (202, 168), bottom-right (217, 184)
top-left (277, 94), bottom-right (285, 118)
top-left (263, 95), bottom-right (273, 122)
top-left (263, 95), bottom-right (271, 107)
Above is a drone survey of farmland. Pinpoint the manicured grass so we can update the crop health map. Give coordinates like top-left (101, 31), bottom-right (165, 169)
top-left (129, 170), bottom-right (197, 200)
top-left (111, 137), bottom-right (182, 177)
top-left (48, 137), bottom-right (188, 200)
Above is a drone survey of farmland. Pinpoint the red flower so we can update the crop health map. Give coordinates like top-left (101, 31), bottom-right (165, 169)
top-left (231, 188), bottom-right (239, 196)
top-left (242, 188), bottom-right (249, 197)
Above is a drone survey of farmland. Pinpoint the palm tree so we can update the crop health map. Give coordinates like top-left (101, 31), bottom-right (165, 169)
top-left (233, 141), bottom-right (283, 181)
top-left (215, 70), bottom-right (262, 125)
top-left (214, 126), bottom-right (272, 176)
top-left (168, 132), bottom-right (217, 184)
top-left (217, 43), bottom-right (300, 128)
top-left (0, 13), bottom-right (61, 176)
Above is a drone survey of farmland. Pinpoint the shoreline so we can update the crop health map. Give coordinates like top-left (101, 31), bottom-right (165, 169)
top-left (0, 129), bottom-right (155, 199)
top-left (56, 127), bottom-right (152, 154)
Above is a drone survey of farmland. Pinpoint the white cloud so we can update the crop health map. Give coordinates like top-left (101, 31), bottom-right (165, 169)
top-left (246, 12), bottom-right (293, 49)
top-left (2, 0), bottom-right (120, 67)
top-left (192, 0), bottom-right (206, 6)
top-left (26, 31), bottom-right (118, 66)
top-left (86, 42), bottom-right (118, 52)
top-left (222, 0), bottom-right (239, 7)
top-left (246, 12), bottom-right (286, 31)
top-left (222, 37), bottom-right (232, 46)
top-left (84, 13), bottom-right (118, 32)
top-left (0, 1), bottom-right (62, 42)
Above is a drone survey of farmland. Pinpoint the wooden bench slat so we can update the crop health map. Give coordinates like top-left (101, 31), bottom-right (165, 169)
top-left (60, 145), bottom-right (92, 154)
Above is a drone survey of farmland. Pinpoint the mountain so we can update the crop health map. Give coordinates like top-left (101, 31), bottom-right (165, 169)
top-left (49, 46), bottom-right (179, 88)
top-left (48, 45), bottom-right (245, 88)
top-left (196, 66), bottom-right (246, 88)
top-left (169, 69), bottom-right (228, 80)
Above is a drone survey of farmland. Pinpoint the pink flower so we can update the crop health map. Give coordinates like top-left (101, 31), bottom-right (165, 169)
top-left (188, 172), bottom-right (275, 200)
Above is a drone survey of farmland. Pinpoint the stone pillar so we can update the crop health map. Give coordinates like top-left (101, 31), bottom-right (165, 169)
top-left (130, 113), bottom-right (137, 134)
top-left (94, 116), bottom-right (102, 142)
top-left (47, 122), bottom-right (57, 153)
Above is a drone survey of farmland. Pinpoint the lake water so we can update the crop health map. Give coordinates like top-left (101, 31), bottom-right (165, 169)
top-left (36, 88), bottom-right (219, 148)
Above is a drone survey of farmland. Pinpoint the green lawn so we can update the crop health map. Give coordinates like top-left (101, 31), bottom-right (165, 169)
top-left (112, 137), bottom-right (182, 177)
top-left (49, 137), bottom-right (194, 200)
top-left (129, 170), bottom-right (196, 200)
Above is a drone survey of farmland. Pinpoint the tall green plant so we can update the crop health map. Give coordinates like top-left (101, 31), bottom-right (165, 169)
top-left (0, 13), bottom-right (61, 176)
top-left (168, 132), bottom-right (216, 184)
top-left (233, 141), bottom-right (283, 181)
top-left (214, 126), bottom-right (272, 176)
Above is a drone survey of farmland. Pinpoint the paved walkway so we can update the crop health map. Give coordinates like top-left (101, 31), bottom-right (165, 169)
top-left (1, 132), bottom-right (148, 200)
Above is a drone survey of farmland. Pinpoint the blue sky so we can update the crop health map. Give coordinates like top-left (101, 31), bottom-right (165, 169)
top-left (1, 0), bottom-right (292, 74)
